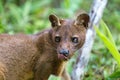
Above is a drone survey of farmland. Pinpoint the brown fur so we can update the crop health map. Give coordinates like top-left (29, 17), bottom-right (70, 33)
top-left (0, 13), bottom-right (89, 80)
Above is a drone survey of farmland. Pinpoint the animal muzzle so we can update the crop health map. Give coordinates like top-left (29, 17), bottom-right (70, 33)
top-left (59, 49), bottom-right (69, 57)
top-left (57, 49), bottom-right (70, 60)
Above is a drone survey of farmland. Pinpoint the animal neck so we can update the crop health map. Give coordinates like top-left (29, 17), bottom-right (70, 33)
top-left (33, 30), bottom-right (51, 52)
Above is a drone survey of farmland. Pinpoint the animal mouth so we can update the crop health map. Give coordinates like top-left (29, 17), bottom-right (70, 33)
top-left (58, 53), bottom-right (69, 60)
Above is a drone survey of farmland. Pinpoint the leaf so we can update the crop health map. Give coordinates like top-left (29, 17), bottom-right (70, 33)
top-left (22, 1), bottom-right (31, 20)
top-left (100, 20), bottom-right (115, 46)
top-left (0, 0), bottom-right (3, 13)
top-left (9, 4), bottom-right (22, 24)
top-left (95, 21), bottom-right (120, 67)
top-left (48, 75), bottom-right (61, 80)
top-left (109, 70), bottom-right (120, 78)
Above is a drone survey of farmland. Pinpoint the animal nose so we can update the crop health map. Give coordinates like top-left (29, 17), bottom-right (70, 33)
top-left (59, 49), bottom-right (69, 56)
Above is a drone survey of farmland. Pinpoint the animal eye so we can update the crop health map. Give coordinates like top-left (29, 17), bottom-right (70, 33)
top-left (71, 37), bottom-right (78, 43)
top-left (55, 36), bottom-right (61, 42)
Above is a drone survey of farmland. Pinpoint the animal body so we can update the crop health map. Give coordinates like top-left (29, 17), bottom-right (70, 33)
top-left (0, 13), bottom-right (89, 80)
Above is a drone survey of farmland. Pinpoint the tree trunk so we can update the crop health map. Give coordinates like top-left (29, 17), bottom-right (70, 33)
top-left (71, 0), bottom-right (108, 80)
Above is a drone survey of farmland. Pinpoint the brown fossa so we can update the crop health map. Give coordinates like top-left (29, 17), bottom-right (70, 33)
top-left (0, 13), bottom-right (89, 80)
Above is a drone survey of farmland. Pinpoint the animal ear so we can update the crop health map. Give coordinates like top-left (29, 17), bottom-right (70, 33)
top-left (49, 14), bottom-right (61, 28)
top-left (75, 13), bottom-right (90, 28)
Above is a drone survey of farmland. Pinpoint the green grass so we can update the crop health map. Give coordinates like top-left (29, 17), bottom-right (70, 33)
top-left (95, 20), bottom-right (120, 79)
top-left (95, 20), bottom-right (120, 67)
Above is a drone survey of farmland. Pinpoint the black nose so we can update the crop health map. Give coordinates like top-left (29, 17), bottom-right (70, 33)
top-left (59, 49), bottom-right (69, 56)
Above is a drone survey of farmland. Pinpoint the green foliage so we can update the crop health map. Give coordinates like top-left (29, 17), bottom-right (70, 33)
top-left (95, 20), bottom-right (120, 66)
top-left (103, 0), bottom-right (120, 31)
top-left (109, 70), bottom-right (120, 79)
top-left (0, 0), bottom-right (120, 80)
top-left (0, 0), bottom-right (51, 33)
top-left (61, 0), bottom-right (83, 17)
top-left (95, 21), bottom-right (120, 79)
top-left (48, 75), bottom-right (61, 80)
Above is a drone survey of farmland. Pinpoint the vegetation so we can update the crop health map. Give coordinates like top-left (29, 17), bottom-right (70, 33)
top-left (0, 0), bottom-right (120, 80)
top-left (95, 21), bottom-right (120, 80)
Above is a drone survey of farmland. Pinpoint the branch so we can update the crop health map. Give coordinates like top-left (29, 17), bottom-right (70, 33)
top-left (71, 0), bottom-right (108, 80)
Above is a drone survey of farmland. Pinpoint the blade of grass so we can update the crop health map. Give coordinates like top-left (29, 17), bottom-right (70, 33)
top-left (95, 25), bottom-right (120, 67)
top-left (100, 20), bottom-right (116, 46)
top-left (23, 1), bottom-right (31, 19)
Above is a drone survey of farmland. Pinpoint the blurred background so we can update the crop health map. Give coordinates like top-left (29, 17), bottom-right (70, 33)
top-left (0, 0), bottom-right (120, 80)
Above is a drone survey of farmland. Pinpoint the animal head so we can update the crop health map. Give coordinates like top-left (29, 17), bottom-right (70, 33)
top-left (49, 13), bottom-right (89, 61)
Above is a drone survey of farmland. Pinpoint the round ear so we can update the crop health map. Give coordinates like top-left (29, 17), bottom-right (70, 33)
top-left (75, 13), bottom-right (90, 28)
top-left (49, 14), bottom-right (61, 28)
